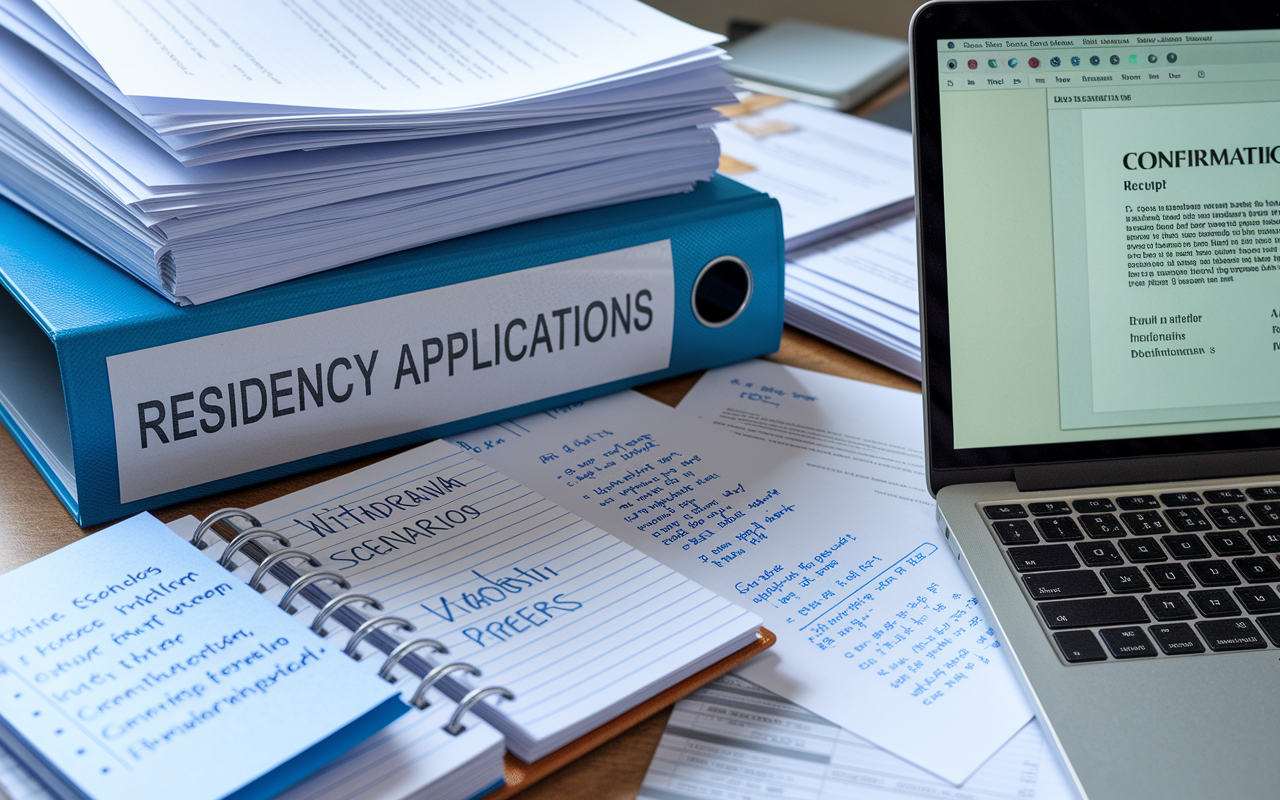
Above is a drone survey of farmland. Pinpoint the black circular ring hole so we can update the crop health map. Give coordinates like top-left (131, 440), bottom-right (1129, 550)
top-left (692, 257), bottom-right (751, 327)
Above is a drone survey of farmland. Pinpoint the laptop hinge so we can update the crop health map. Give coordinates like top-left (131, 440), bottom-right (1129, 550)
top-left (1014, 451), bottom-right (1280, 492)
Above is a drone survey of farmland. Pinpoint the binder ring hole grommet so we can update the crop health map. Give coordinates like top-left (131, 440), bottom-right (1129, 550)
top-left (248, 548), bottom-right (321, 593)
top-left (310, 592), bottom-right (383, 637)
top-left (279, 569), bottom-right (351, 614)
top-left (691, 256), bottom-right (752, 328)
top-left (190, 508), bottom-right (261, 549)
top-left (378, 638), bottom-right (449, 683)
top-left (218, 527), bottom-right (291, 570)
top-left (444, 686), bottom-right (515, 736)
top-left (409, 662), bottom-right (481, 710)
top-left (344, 615), bottom-right (416, 661)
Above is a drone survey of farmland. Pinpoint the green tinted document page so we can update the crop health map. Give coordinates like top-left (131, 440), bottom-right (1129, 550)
top-left (0, 513), bottom-right (404, 800)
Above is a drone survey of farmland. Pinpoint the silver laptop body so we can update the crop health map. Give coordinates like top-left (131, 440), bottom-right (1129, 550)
top-left (911, 3), bottom-right (1280, 798)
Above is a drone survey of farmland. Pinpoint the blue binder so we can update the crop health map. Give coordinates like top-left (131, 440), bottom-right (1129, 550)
top-left (0, 176), bottom-right (782, 526)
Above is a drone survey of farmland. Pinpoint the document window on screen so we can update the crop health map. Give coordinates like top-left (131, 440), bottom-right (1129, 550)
top-left (937, 32), bottom-right (1280, 449)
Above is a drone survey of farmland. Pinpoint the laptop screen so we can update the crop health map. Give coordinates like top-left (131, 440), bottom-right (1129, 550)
top-left (915, 4), bottom-right (1280, 481)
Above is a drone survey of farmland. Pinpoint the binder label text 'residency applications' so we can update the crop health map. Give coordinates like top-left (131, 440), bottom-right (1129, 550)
top-left (106, 241), bottom-right (675, 503)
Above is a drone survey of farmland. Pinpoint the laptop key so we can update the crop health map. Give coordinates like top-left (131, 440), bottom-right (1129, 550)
top-left (1028, 501), bottom-right (1071, 516)
top-left (1205, 505), bottom-right (1254, 530)
top-left (1053, 630), bottom-right (1107, 662)
top-left (1250, 528), bottom-right (1280, 553)
top-left (1188, 560), bottom-right (1241, 586)
top-left (1160, 491), bottom-right (1203, 507)
top-left (1035, 516), bottom-right (1083, 541)
top-left (1189, 589), bottom-right (1242, 617)
top-left (1162, 534), bottom-right (1210, 559)
top-left (1257, 615), bottom-right (1280, 646)
top-left (1119, 538), bottom-right (1167, 563)
top-left (1076, 541), bottom-right (1123, 567)
top-left (1233, 556), bottom-right (1280, 583)
top-left (1009, 544), bottom-right (1079, 572)
top-left (1144, 592), bottom-right (1196, 621)
top-left (1205, 531), bottom-right (1255, 556)
top-left (1080, 514), bottom-right (1126, 538)
top-left (1247, 501), bottom-right (1280, 525)
top-left (1099, 626), bottom-right (1157, 658)
top-left (1120, 511), bottom-right (1169, 536)
top-left (1038, 596), bottom-right (1148, 629)
top-left (1196, 618), bottom-right (1267, 651)
top-left (1147, 563), bottom-right (1196, 590)
top-left (1148, 623), bottom-right (1205, 655)
top-left (1233, 585), bottom-right (1280, 614)
top-left (1116, 494), bottom-right (1159, 510)
top-left (1101, 567), bottom-right (1151, 593)
top-left (993, 519), bottom-right (1038, 545)
top-left (1072, 498), bottom-right (1115, 513)
top-left (984, 504), bottom-right (1027, 520)
top-left (1024, 570), bottom-right (1106, 600)
top-left (1204, 489), bottom-right (1246, 504)
top-left (1246, 486), bottom-right (1280, 501)
top-left (1165, 507), bottom-right (1212, 533)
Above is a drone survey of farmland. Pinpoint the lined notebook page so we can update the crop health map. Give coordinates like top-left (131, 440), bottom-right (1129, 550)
top-left (270, 666), bottom-right (505, 800)
top-left (248, 440), bottom-right (763, 761)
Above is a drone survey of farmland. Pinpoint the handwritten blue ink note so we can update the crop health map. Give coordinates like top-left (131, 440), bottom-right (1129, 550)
top-left (247, 440), bottom-right (764, 763)
top-left (450, 385), bottom-right (1033, 784)
top-left (0, 513), bottom-right (404, 800)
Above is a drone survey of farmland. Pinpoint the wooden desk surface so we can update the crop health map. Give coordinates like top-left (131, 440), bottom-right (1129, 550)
top-left (0, 325), bottom-right (920, 800)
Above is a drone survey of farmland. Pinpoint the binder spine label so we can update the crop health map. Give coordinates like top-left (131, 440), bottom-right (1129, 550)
top-left (106, 241), bottom-right (675, 503)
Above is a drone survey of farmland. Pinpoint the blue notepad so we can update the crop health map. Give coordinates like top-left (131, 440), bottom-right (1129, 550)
top-left (0, 514), bottom-right (407, 800)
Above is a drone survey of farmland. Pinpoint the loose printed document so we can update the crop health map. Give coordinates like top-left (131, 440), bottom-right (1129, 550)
top-left (450, 375), bottom-right (1033, 783)
top-left (39, 0), bottom-right (724, 113)
top-left (716, 97), bottom-right (914, 249)
top-left (639, 673), bottom-right (1077, 800)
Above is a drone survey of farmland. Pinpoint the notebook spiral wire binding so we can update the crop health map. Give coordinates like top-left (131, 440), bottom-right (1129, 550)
top-left (192, 508), bottom-right (514, 730)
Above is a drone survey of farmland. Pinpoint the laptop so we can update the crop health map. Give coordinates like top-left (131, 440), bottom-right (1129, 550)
top-left (910, 3), bottom-right (1280, 798)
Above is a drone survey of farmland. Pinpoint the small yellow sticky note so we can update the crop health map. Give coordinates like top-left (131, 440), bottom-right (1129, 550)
top-left (735, 119), bottom-right (797, 138)
top-left (717, 154), bottom-right (756, 175)
top-left (715, 93), bottom-right (790, 118)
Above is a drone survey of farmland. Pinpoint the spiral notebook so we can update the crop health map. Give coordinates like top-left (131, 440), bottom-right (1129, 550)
top-left (176, 520), bottom-right (509, 800)
top-left (181, 439), bottom-right (772, 795)
top-left (0, 513), bottom-right (413, 800)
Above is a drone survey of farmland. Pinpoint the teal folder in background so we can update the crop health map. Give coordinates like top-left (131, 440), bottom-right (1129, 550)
top-left (0, 176), bottom-right (783, 525)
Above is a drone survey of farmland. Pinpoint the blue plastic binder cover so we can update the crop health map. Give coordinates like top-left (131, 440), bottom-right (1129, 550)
top-left (0, 176), bottom-right (783, 526)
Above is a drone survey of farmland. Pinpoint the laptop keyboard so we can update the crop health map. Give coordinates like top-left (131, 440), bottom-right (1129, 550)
top-left (982, 486), bottom-right (1280, 664)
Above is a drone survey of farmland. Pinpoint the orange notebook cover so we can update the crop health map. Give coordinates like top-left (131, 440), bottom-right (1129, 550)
top-left (492, 627), bottom-right (777, 798)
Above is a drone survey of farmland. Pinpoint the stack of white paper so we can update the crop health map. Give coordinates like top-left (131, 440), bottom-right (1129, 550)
top-left (0, 0), bottom-right (733, 304)
top-left (714, 97), bottom-right (920, 378)
top-left (786, 212), bottom-right (921, 379)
